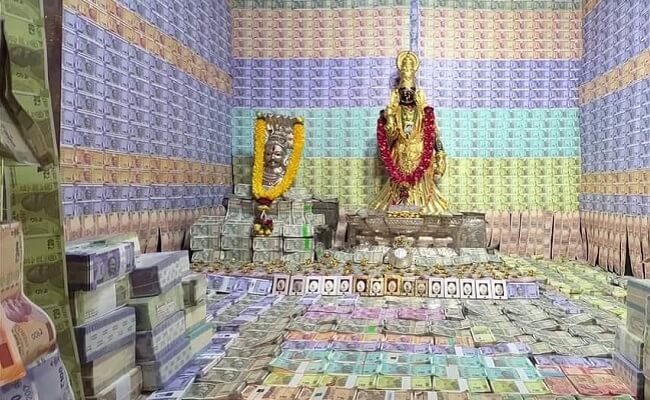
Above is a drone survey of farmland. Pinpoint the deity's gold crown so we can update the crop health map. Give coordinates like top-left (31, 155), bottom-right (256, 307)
top-left (397, 50), bottom-right (420, 88)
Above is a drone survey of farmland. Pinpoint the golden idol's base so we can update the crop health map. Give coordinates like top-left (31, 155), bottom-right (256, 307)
top-left (345, 209), bottom-right (487, 250)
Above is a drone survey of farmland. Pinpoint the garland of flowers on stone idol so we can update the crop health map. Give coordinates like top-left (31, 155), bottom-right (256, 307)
top-left (251, 114), bottom-right (305, 236)
top-left (376, 106), bottom-right (436, 202)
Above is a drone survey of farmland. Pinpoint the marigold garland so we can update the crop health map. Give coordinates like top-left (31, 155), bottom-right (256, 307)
top-left (251, 114), bottom-right (305, 235)
top-left (377, 106), bottom-right (436, 200)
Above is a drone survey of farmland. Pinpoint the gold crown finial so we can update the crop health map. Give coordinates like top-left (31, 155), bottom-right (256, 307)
top-left (397, 51), bottom-right (420, 89)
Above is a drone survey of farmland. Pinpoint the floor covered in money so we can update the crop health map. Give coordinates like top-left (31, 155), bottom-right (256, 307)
top-left (164, 257), bottom-right (642, 400)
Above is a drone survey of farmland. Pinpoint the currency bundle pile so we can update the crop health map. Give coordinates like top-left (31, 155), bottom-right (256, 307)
top-left (190, 184), bottom-right (327, 265)
top-left (172, 276), bottom-right (635, 400)
top-left (65, 234), bottom-right (141, 398)
top-left (0, 223), bottom-right (74, 399)
top-left (613, 277), bottom-right (650, 398)
top-left (127, 251), bottom-right (192, 391)
top-left (182, 273), bottom-right (213, 359)
top-left (190, 216), bottom-right (225, 263)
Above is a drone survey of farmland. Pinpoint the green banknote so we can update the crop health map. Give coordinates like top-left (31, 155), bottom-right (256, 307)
top-left (6, 165), bottom-right (82, 398)
top-left (1, 16), bottom-right (56, 167)
top-left (1, 0), bottom-right (80, 394)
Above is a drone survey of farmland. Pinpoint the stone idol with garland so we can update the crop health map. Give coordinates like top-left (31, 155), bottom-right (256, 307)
top-left (188, 51), bottom-right (539, 300)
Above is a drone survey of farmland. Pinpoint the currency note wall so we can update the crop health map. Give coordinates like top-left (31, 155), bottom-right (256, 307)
top-left (579, 0), bottom-right (650, 275)
top-left (60, 0), bottom-right (233, 245)
top-left (230, 0), bottom-right (583, 212)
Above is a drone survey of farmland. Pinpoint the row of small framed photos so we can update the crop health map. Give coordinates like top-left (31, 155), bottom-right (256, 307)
top-left (272, 274), bottom-right (530, 300)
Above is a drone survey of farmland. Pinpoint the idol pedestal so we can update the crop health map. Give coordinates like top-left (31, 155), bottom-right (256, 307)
top-left (346, 211), bottom-right (487, 249)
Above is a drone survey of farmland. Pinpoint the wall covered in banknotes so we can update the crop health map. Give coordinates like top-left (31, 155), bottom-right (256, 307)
top-left (579, 0), bottom-right (650, 276)
top-left (230, 0), bottom-right (582, 212)
top-left (59, 0), bottom-right (233, 247)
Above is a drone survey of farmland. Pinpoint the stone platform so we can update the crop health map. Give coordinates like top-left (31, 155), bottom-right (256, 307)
top-left (346, 211), bottom-right (487, 249)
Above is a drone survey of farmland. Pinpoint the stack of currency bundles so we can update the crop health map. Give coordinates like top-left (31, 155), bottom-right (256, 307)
top-left (66, 241), bottom-right (136, 290)
top-left (130, 257), bottom-right (189, 390)
top-left (182, 273), bottom-right (207, 307)
top-left (128, 284), bottom-right (184, 331)
top-left (66, 235), bottom-right (140, 396)
top-left (135, 311), bottom-right (186, 362)
top-left (80, 343), bottom-right (135, 396)
top-left (130, 251), bottom-right (190, 298)
top-left (71, 274), bottom-right (131, 326)
top-left (74, 306), bottom-right (136, 363)
top-left (615, 326), bottom-right (644, 369)
top-left (86, 366), bottom-right (142, 400)
top-left (140, 335), bottom-right (192, 391)
top-left (221, 221), bottom-right (254, 263)
top-left (282, 225), bottom-right (315, 264)
top-left (625, 278), bottom-right (650, 337)
top-left (613, 351), bottom-right (644, 398)
top-left (252, 236), bottom-right (283, 263)
top-left (186, 322), bottom-right (214, 354)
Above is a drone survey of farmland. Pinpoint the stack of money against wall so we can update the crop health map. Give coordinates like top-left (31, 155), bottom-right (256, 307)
top-left (128, 249), bottom-right (211, 392)
top-left (66, 234), bottom-right (140, 398)
top-left (190, 184), bottom-right (327, 264)
top-left (619, 279), bottom-right (650, 398)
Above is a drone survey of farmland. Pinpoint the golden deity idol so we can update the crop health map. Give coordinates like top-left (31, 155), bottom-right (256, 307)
top-left (370, 51), bottom-right (450, 215)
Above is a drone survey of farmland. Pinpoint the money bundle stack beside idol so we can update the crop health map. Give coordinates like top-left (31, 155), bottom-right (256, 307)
top-left (65, 234), bottom-right (141, 399)
top-left (613, 277), bottom-right (648, 398)
top-left (126, 250), bottom-right (199, 392)
top-left (0, 223), bottom-right (75, 399)
top-left (189, 114), bottom-right (327, 267)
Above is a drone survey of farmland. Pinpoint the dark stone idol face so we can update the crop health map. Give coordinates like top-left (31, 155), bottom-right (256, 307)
top-left (399, 87), bottom-right (416, 105)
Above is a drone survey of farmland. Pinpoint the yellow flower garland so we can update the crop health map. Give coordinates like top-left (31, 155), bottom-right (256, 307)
top-left (251, 114), bottom-right (305, 201)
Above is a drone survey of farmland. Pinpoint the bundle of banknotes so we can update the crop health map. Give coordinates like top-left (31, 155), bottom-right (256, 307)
top-left (147, 273), bottom-right (634, 400)
top-left (0, 223), bottom-right (74, 398)
top-left (65, 234), bottom-right (143, 397)
top-left (190, 185), bottom-right (328, 266)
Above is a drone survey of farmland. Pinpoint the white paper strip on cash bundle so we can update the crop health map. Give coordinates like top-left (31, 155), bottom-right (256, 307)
top-left (182, 273), bottom-right (207, 307)
top-left (0, 350), bottom-right (74, 400)
top-left (75, 306), bottom-right (136, 363)
top-left (136, 310), bottom-right (186, 362)
top-left (81, 342), bottom-right (136, 396)
top-left (130, 251), bottom-right (190, 298)
top-left (86, 366), bottom-right (142, 400)
top-left (186, 322), bottom-right (213, 355)
top-left (128, 284), bottom-right (184, 331)
top-left (66, 241), bottom-right (137, 290)
top-left (185, 301), bottom-right (207, 332)
top-left (140, 336), bottom-right (192, 391)
top-left (72, 274), bottom-right (131, 325)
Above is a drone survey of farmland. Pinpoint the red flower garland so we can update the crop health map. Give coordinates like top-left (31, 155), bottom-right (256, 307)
top-left (377, 106), bottom-right (436, 191)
